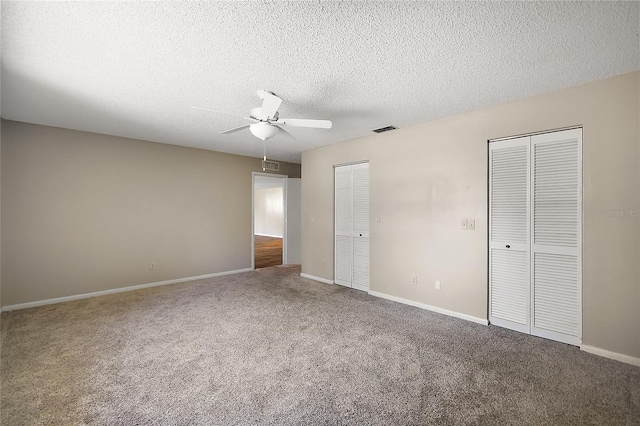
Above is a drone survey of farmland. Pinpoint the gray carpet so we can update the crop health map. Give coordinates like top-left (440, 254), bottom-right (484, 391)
top-left (1, 265), bottom-right (639, 425)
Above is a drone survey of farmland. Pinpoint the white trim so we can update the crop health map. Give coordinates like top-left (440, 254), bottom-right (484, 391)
top-left (254, 233), bottom-right (284, 238)
top-left (580, 345), bottom-right (640, 367)
top-left (368, 290), bottom-right (489, 326)
top-left (300, 273), bottom-right (334, 285)
top-left (0, 268), bottom-right (253, 312)
top-left (332, 160), bottom-right (369, 168)
top-left (488, 125), bottom-right (582, 143)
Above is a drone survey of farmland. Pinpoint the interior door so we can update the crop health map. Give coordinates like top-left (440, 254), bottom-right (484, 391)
top-left (284, 178), bottom-right (302, 264)
top-left (489, 136), bottom-right (531, 334)
top-left (530, 129), bottom-right (582, 345)
top-left (351, 163), bottom-right (370, 291)
top-left (334, 163), bottom-right (369, 290)
top-left (334, 165), bottom-right (352, 286)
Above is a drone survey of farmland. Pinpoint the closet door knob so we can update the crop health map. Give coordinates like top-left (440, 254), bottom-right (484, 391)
top-left (506, 245), bottom-right (511, 248)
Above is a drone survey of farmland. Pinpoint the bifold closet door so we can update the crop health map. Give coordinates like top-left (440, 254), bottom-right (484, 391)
top-left (489, 137), bottom-right (531, 334)
top-left (334, 165), bottom-right (352, 286)
top-left (351, 163), bottom-right (370, 291)
top-left (489, 129), bottom-right (582, 346)
top-left (334, 163), bottom-right (370, 291)
top-left (530, 129), bottom-right (582, 345)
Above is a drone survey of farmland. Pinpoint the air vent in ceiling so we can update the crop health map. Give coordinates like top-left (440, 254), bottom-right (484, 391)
top-left (262, 160), bottom-right (280, 172)
top-left (372, 125), bottom-right (398, 134)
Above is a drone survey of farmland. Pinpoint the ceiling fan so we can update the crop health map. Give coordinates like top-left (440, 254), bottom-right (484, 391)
top-left (191, 90), bottom-right (332, 142)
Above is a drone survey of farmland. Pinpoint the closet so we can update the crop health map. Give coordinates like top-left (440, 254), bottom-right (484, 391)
top-left (334, 162), bottom-right (370, 291)
top-left (489, 128), bottom-right (582, 345)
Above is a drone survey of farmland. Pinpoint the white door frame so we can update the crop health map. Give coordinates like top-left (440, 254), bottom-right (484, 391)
top-left (251, 172), bottom-right (288, 270)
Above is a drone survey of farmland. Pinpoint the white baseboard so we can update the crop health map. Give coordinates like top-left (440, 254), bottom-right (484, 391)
top-left (300, 273), bottom-right (334, 285)
top-left (0, 268), bottom-right (253, 312)
top-left (580, 345), bottom-right (640, 367)
top-left (368, 290), bottom-right (489, 326)
top-left (254, 233), bottom-right (283, 238)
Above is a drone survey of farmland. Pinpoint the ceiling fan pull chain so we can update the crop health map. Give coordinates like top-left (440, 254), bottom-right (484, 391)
top-left (262, 141), bottom-right (267, 171)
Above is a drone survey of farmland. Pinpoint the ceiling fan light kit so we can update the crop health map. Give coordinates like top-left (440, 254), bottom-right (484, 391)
top-left (250, 122), bottom-right (279, 141)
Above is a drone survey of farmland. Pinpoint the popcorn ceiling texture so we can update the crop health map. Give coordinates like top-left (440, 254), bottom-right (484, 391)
top-left (1, 1), bottom-right (638, 162)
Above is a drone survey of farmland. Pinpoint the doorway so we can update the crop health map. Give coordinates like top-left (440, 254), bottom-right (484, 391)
top-left (252, 173), bottom-right (302, 269)
top-left (253, 175), bottom-right (285, 269)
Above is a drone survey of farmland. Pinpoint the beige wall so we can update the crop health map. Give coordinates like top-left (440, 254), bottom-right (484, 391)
top-left (301, 72), bottom-right (640, 359)
top-left (254, 186), bottom-right (284, 237)
top-left (1, 120), bottom-right (300, 306)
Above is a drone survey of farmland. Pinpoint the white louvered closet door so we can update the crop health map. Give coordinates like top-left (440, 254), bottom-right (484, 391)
top-left (530, 129), bottom-right (582, 345)
top-left (489, 129), bottom-right (582, 346)
top-left (334, 165), bottom-right (352, 286)
top-left (489, 137), bottom-right (531, 334)
top-left (351, 163), bottom-right (370, 291)
top-left (334, 163), bottom-right (370, 291)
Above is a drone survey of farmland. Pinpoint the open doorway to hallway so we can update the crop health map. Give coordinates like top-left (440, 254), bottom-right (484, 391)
top-left (252, 172), bottom-right (302, 270)
top-left (253, 175), bottom-right (285, 269)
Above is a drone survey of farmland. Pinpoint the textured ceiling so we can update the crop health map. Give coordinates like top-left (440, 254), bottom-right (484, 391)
top-left (1, 1), bottom-right (638, 163)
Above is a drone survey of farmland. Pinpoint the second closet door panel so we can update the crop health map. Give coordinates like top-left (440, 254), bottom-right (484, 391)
top-left (489, 137), bottom-right (531, 333)
top-left (334, 166), bottom-right (352, 286)
top-left (352, 163), bottom-right (370, 291)
top-left (531, 129), bottom-right (582, 345)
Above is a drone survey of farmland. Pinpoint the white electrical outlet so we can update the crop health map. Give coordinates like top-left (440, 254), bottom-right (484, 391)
top-left (150, 262), bottom-right (156, 270)
top-left (467, 219), bottom-right (475, 230)
top-left (435, 280), bottom-right (441, 290)
top-left (412, 276), bottom-right (417, 285)
top-left (460, 219), bottom-right (467, 230)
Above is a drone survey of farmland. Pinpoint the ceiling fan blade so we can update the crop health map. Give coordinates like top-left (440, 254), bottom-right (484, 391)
top-left (261, 92), bottom-right (282, 119)
top-left (221, 124), bottom-right (251, 134)
top-left (191, 107), bottom-right (258, 123)
top-left (273, 124), bottom-right (296, 139)
top-left (277, 118), bottom-right (332, 129)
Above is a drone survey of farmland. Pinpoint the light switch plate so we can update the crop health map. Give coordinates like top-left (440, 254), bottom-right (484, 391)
top-left (467, 219), bottom-right (475, 230)
top-left (460, 219), bottom-right (467, 230)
